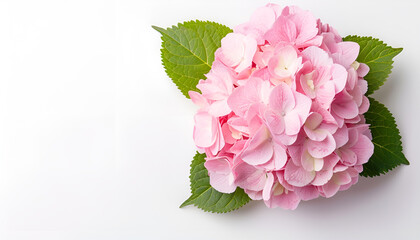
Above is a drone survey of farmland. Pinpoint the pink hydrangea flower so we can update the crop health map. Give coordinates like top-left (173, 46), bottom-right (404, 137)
top-left (189, 3), bottom-right (374, 209)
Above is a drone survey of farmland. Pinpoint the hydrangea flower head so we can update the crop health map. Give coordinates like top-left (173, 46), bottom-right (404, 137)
top-left (189, 4), bottom-right (374, 209)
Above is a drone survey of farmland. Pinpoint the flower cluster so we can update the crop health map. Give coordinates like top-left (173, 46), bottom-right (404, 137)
top-left (189, 4), bottom-right (374, 209)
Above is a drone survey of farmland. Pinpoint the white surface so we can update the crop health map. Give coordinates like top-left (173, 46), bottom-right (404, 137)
top-left (0, 0), bottom-right (419, 239)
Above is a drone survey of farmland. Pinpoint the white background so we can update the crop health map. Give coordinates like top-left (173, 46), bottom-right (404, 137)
top-left (1, 0), bottom-right (419, 239)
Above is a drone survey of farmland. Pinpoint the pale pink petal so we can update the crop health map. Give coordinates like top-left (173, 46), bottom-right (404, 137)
top-left (219, 33), bottom-right (244, 67)
top-left (333, 163), bottom-right (348, 173)
top-left (311, 101), bottom-right (336, 124)
top-left (245, 189), bottom-right (263, 200)
top-left (323, 153), bottom-right (340, 170)
top-left (235, 36), bottom-right (258, 72)
top-left (265, 190), bottom-right (301, 209)
top-left (265, 16), bottom-right (296, 46)
top-left (234, 162), bottom-right (266, 191)
top-left (193, 112), bottom-right (217, 148)
top-left (300, 70), bottom-right (317, 99)
top-left (269, 82), bottom-right (296, 113)
top-left (284, 91), bottom-right (312, 135)
top-left (321, 181), bottom-right (340, 198)
top-left (331, 63), bottom-right (347, 93)
top-left (333, 125), bottom-right (349, 148)
top-left (315, 80), bottom-right (335, 109)
top-left (302, 46), bottom-right (332, 67)
top-left (334, 41), bottom-right (360, 67)
top-left (268, 46), bottom-right (302, 81)
top-left (276, 171), bottom-right (295, 191)
top-left (294, 185), bottom-right (320, 201)
top-left (208, 172), bottom-right (236, 193)
top-left (227, 77), bottom-right (268, 117)
top-left (352, 134), bottom-right (374, 165)
top-left (332, 171), bottom-right (352, 185)
top-left (228, 116), bottom-right (249, 136)
top-left (208, 99), bottom-right (231, 117)
top-left (331, 91), bottom-right (359, 119)
top-left (284, 161), bottom-right (315, 187)
top-left (311, 169), bottom-right (334, 186)
top-left (283, 112), bottom-right (301, 136)
top-left (265, 110), bottom-right (285, 135)
top-left (307, 133), bottom-right (336, 158)
top-left (359, 96), bottom-right (370, 114)
top-left (304, 113), bottom-right (337, 142)
top-left (357, 63), bottom-right (370, 77)
top-left (189, 91), bottom-right (209, 108)
top-left (221, 123), bottom-right (236, 145)
top-left (305, 112), bottom-right (323, 130)
top-left (262, 172), bottom-right (275, 201)
top-left (301, 150), bottom-right (323, 172)
top-left (250, 68), bottom-right (271, 80)
top-left (272, 142), bottom-right (288, 170)
top-left (205, 157), bottom-right (231, 174)
top-left (338, 148), bottom-right (357, 166)
top-left (305, 127), bottom-right (329, 142)
top-left (241, 126), bottom-right (274, 166)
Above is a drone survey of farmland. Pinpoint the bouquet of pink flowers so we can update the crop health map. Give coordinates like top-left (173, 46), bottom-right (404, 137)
top-left (154, 3), bottom-right (408, 212)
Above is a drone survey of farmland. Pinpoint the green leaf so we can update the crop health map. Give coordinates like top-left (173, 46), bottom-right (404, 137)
top-left (361, 98), bottom-right (409, 177)
top-left (153, 21), bottom-right (232, 98)
top-left (180, 152), bottom-right (251, 213)
top-left (342, 35), bottom-right (402, 95)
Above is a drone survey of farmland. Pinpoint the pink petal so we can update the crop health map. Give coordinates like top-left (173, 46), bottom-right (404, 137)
top-left (265, 15), bottom-right (296, 46)
top-left (221, 123), bottom-right (236, 145)
top-left (265, 110), bottom-right (285, 135)
top-left (219, 33), bottom-right (245, 67)
top-left (357, 63), bottom-right (370, 77)
top-left (332, 171), bottom-right (352, 185)
top-left (311, 101), bottom-right (336, 124)
top-left (335, 41), bottom-right (360, 67)
top-left (208, 99), bottom-right (231, 117)
top-left (208, 171), bottom-right (236, 193)
top-left (331, 91), bottom-right (359, 119)
top-left (265, 190), bottom-right (301, 210)
top-left (262, 172), bottom-right (275, 201)
top-left (269, 82), bottom-right (296, 114)
top-left (241, 126), bottom-right (273, 165)
top-left (300, 70), bottom-right (317, 99)
top-left (316, 80), bottom-right (335, 109)
top-left (284, 91), bottom-right (312, 135)
top-left (272, 142), bottom-right (288, 170)
top-left (227, 77), bottom-right (269, 117)
top-left (301, 150), bottom-right (323, 172)
top-left (321, 181), bottom-right (340, 198)
top-left (234, 162), bottom-right (266, 191)
top-left (294, 185), bottom-right (320, 201)
top-left (333, 125), bottom-right (349, 148)
top-left (284, 161), bottom-right (315, 187)
top-left (311, 169), bottom-right (334, 186)
top-left (205, 157), bottom-right (231, 174)
top-left (188, 91), bottom-right (209, 108)
top-left (305, 112), bottom-right (323, 130)
top-left (302, 46), bottom-right (332, 67)
top-left (244, 189), bottom-right (263, 200)
top-left (359, 96), bottom-right (370, 114)
top-left (307, 133), bottom-right (336, 158)
top-left (276, 171), bottom-right (295, 191)
top-left (352, 134), bottom-right (374, 165)
top-left (235, 36), bottom-right (258, 73)
top-left (193, 111), bottom-right (217, 148)
top-left (205, 157), bottom-right (237, 193)
top-left (331, 63), bottom-right (347, 93)
top-left (338, 148), bottom-right (357, 166)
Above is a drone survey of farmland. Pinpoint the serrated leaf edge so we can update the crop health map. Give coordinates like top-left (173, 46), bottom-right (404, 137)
top-left (361, 98), bottom-right (409, 177)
